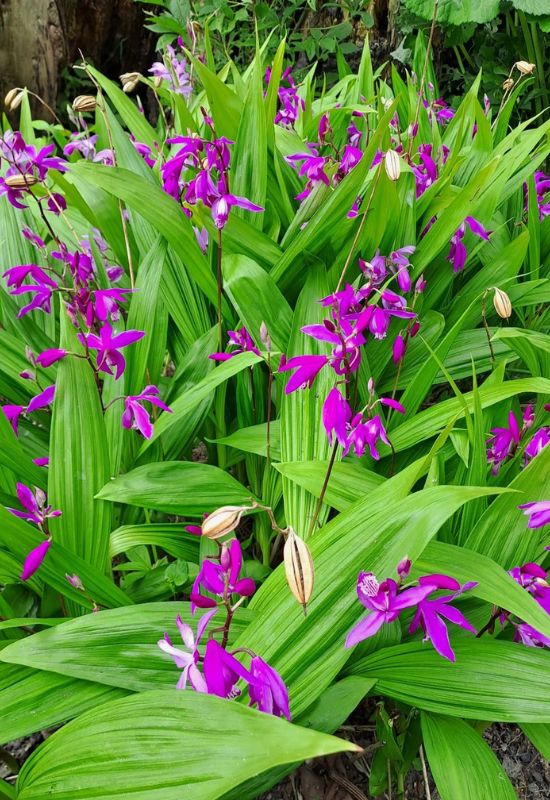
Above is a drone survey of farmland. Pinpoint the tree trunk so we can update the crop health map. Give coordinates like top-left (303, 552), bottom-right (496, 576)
top-left (0, 0), bottom-right (155, 120)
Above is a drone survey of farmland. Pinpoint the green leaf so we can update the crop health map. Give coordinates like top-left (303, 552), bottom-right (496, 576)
top-left (275, 459), bottom-right (385, 512)
top-left (212, 421), bottom-right (282, 461)
top-left (48, 310), bottom-right (112, 575)
top-left (87, 66), bottom-right (158, 148)
top-left (350, 639), bottom-right (550, 721)
top-left (0, 409), bottom-right (47, 490)
top-left (97, 461), bottom-right (256, 516)
top-left (0, 664), bottom-right (127, 747)
top-left (139, 352), bottom-right (262, 453)
top-left (16, 690), bottom-right (359, 800)
top-left (110, 524), bottom-right (200, 562)
top-left (224, 254), bottom-right (293, 352)
top-left (521, 723), bottom-right (550, 760)
top-left (401, 0), bottom-right (499, 27)
top-left (421, 713), bottom-right (516, 800)
top-left (0, 603), bottom-right (251, 693)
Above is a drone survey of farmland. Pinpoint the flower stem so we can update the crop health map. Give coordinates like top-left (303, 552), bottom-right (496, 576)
top-left (216, 228), bottom-right (223, 347)
top-left (307, 440), bottom-right (338, 538)
top-left (481, 292), bottom-right (496, 366)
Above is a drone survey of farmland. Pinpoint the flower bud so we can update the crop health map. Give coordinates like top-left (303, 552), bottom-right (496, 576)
top-left (120, 72), bottom-right (141, 93)
top-left (415, 274), bottom-right (426, 294)
top-left (382, 98), bottom-right (393, 112)
top-left (4, 173), bottom-right (37, 188)
top-left (283, 529), bottom-right (314, 612)
top-left (66, 573), bottom-right (84, 590)
top-left (153, 75), bottom-right (163, 89)
top-left (21, 539), bottom-right (51, 581)
top-left (259, 321), bottom-right (271, 352)
top-left (384, 149), bottom-right (401, 181)
top-left (397, 557), bottom-right (411, 581)
top-left (493, 287), bottom-right (512, 319)
top-left (502, 78), bottom-right (514, 91)
top-left (4, 87), bottom-right (24, 111)
top-left (515, 61), bottom-right (536, 75)
top-left (72, 95), bottom-right (97, 113)
top-left (201, 505), bottom-right (250, 539)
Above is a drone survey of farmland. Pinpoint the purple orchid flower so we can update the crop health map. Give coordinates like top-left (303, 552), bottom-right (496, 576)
top-left (211, 193), bottom-right (264, 229)
top-left (448, 216), bottom-right (491, 272)
top-left (35, 349), bottom-right (66, 367)
top-left (520, 501), bottom-right (550, 529)
top-left (346, 570), bottom-right (434, 648)
top-left (20, 539), bottom-right (51, 581)
top-left (158, 609), bottom-right (217, 691)
top-left (514, 622), bottom-right (550, 649)
top-left (524, 427), bottom-right (550, 463)
top-left (122, 385), bottom-right (172, 439)
top-left (2, 404), bottom-right (25, 435)
top-left (26, 385), bottom-right (55, 414)
top-left (149, 42), bottom-right (193, 97)
top-left (202, 638), bottom-right (254, 699)
top-left (190, 539), bottom-right (256, 613)
top-left (249, 656), bottom-right (291, 720)
top-left (486, 410), bottom-right (522, 474)
top-left (278, 354), bottom-right (328, 394)
top-left (78, 323), bottom-right (145, 380)
top-left (409, 575), bottom-right (478, 662)
top-left (209, 327), bottom-right (260, 362)
top-left (6, 483), bottom-right (61, 528)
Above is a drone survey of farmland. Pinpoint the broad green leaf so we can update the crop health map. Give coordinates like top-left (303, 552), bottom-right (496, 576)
top-left (212, 421), bottom-right (282, 461)
top-left (110, 524), bottom-right (200, 562)
top-left (17, 690), bottom-right (358, 800)
top-left (223, 254), bottom-right (293, 352)
top-left (87, 66), bottom-right (158, 148)
top-left (0, 603), bottom-right (251, 693)
top-left (521, 723), bottom-right (550, 760)
top-left (0, 410), bottom-right (47, 490)
top-left (275, 460), bottom-right (385, 512)
top-left (97, 461), bottom-right (256, 516)
top-left (350, 639), bottom-right (550, 721)
top-left (48, 310), bottom-right (112, 575)
top-left (139, 352), bottom-right (262, 453)
top-left (0, 663), bottom-right (127, 746)
top-left (421, 713), bottom-right (515, 800)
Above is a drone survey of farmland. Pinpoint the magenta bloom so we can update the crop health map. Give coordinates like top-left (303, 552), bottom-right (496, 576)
top-left (2, 404), bottom-right (24, 435)
top-left (249, 656), bottom-right (291, 720)
top-left (7, 483), bottom-right (61, 528)
top-left (20, 539), bottom-right (51, 581)
top-left (515, 623), bottom-right (550, 649)
top-left (209, 327), bottom-right (260, 362)
top-left (524, 427), bottom-right (550, 463)
top-left (211, 193), bottom-right (263, 229)
top-left (190, 539), bottom-right (256, 613)
top-left (122, 385), bottom-right (172, 439)
top-left (158, 609), bottom-right (217, 691)
top-left (278, 354), bottom-right (328, 394)
top-left (486, 410), bottom-right (522, 474)
top-left (78, 323), bottom-right (145, 379)
top-left (26, 385), bottom-right (55, 414)
top-left (448, 216), bottom-right (491, 272)
top-left (519, 501), bottom-right (550, 529)
top-left (409, 575), bottom-right (478, 662)
top-left (203, 639), bottom-right (254, 699)
top-left (346, 571), bottom-right (433, 648)
top-left (35, 349), bottom-right (66, 367)
top-left (322, 387), bottom-right (351, 448)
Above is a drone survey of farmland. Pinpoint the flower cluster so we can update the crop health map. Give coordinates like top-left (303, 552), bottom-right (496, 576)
top-left (268, 66), bottom-right (305, 128)
top-left (0, 131), bottom-right (66, 208)
top-left (279, 249), bottom-right (419, 458)
top-left (64, 131), bottom-right (114, 166)
top-left (209, 327), bottom-right (260, 362)
top-left (161, 116), bottom-right (263, 233)
top-left (447, 216), bottom-right (491, 272)
top-left (5, 484), bottom-right (61, 581)
top-left (285, 111), bottom-right (364, 201)
top-left (486, 406), bottom-right (549, 474)
top-left (345, 560), bottom-right (478, 662)
top-left (149, 39), bottom-right (193, 98)
top-left (525, 170), bottom-right (550, 221)
top-left (501, 562), bottom-right (550, 649)
top-left (158, 538), bottom-right (290, 719)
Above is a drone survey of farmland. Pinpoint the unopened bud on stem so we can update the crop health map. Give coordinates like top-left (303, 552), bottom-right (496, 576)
top-left (201, 505), bottom-right (251, 540)
top-left (515, 61), bottom-right (536, 75)
top-left (4, 88), bottom-right (24, 111)
top-left (72, 95), bottom-right (97, 113)
top-left (283, 529), bottom-right (314, 613)
top-left (493, 287), bottom-right (512, 319)
top-left (259, 321), bottom-right (271, 352)
top-left (384, 150), bottom-right (401, 181)
top-left (120, 72), bottom-right (141, 93)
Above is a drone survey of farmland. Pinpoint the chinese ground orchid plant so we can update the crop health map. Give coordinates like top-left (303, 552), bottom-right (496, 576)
top-left (1, 29), bottom-right (550, 800)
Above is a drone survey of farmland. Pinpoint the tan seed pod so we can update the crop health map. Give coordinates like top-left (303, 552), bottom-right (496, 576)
top-left (384, 149), bottom-right (401, 182)
top-left (153, 75), bottom-right (163, 89)
top-left (515, 61), bottom-right (536, 75)
top-left (201, 505), bottom-right (250, 539)
top-left (283, 529), bottom-right (314, 612)
top-left (493, 287), bottom-right (512, 319)
top-left (72, 94), bottom-right (97, 113)
top-left (4, 173), bottom-right (37, 188)
top-left (4, 88), bottom-right (24, 111)
top-left (259, 321), bottom-right (271, 352)
top-left (120, 72), bottom-right (141, 93)
top-left (502, 78), bottom-right (515, 91)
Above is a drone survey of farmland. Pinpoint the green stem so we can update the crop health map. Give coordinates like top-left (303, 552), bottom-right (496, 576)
top-left (306, 441), bottom-right (338, 538)
top-left (518, 11), bottom-right (542, 117)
